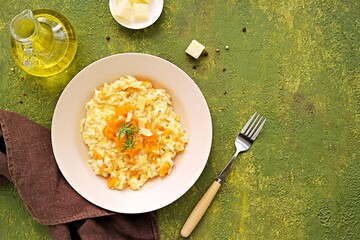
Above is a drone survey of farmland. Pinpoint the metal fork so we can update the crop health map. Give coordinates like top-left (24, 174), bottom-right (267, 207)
top-left (180, 112), bottom-right (266, 238)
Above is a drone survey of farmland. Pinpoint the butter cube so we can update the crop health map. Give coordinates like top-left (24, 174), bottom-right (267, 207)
top-left (133, 3), bottom-right (149, 20)
top-left (185, 40), bottom-right (205, 59)
top-left (114, 0), bottom-right (132, 22)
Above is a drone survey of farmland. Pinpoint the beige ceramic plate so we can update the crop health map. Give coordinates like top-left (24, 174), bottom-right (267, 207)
top-left (52, 53), bottom-right (212, 213)
top-left (109, 0), bottom-right (163, 29)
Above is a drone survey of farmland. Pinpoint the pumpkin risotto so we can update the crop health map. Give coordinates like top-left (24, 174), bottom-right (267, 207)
top-left (81, 76), bottom-right (188, 190)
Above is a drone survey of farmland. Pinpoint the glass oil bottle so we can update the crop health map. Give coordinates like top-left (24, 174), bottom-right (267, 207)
top-left (10, 9), bottom-right (77, 77)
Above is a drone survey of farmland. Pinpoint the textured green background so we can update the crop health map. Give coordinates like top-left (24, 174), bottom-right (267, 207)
top-left (1, 0), bottom-right (359, 239)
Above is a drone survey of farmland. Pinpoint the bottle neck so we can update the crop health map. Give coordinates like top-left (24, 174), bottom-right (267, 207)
top-left (10, 9), bottom-right (40, 45)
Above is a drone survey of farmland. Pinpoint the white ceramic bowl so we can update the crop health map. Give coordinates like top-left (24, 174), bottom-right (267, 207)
top-left (109, 0), bottom-right (164, 29)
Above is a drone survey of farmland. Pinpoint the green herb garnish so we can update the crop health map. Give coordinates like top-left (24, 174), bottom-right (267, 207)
top-left (117, 122), bottom-right (138, 152)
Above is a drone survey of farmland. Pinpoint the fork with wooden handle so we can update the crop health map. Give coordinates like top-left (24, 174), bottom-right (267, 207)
top-left (180, 112), bottom-right (266, 238)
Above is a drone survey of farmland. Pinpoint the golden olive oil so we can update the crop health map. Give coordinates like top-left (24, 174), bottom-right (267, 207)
top-left (13, 18), bottom-right (35, 38)
top-left (10, 9), bottom-right (77, 77)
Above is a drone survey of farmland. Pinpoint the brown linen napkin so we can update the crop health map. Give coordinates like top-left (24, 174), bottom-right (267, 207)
top-left (0, 110), bottom-right (160, 240)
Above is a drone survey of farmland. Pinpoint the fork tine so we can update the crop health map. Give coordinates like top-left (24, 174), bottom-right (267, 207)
top-left (248, 115), bottom-right (263, 138)
top-left (240, 112), bottom-right (257, 134)
top-left (245, 113), bottom-right (260, 136)
top-left (250, 117), bottom-right (266, 141)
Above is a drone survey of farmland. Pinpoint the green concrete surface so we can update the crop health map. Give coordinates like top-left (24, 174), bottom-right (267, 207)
top-left (1, 0), bottom-right (359, 239)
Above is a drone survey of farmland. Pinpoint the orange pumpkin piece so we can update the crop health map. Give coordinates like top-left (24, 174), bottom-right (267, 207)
top-left (114, 137), bottom-right (125, 151)
top-left (115, 104), bottom-right (136, 116)
top-left (108, 117), bottom-right (125, 129)
top-left (107, 176), bottom-right (118, 188)
top-left (162, 129), bottom-right (172, 139)
top-left (98, 166), bottom-right (105, 174)
top-left (159, 162), bottom-right (171, 177)
top-left (130, 171), bottom-right (139, 179)
top-left (92, 150), bottom-right (101, 160)
top-left (104, 126), bottom-right (116, 140)
top-left (144, 132), bottom-right (158, 143)
top-left (124, 142), bottom-right (142, 156)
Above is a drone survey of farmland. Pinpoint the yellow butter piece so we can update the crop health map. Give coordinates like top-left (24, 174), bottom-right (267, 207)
top-left (114, 0), bottom-right (132, 22)
top-left (185, 40), bottom-right (205, 59)
top-left (133, 3), bottom-right (149, 20)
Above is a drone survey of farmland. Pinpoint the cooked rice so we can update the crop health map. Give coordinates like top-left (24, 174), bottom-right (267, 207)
top-left (81, 75), bottom-right (188, 190)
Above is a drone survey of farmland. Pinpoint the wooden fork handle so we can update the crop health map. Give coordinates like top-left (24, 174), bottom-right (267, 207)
top-left (180, 181), bottom-right (221, 238)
